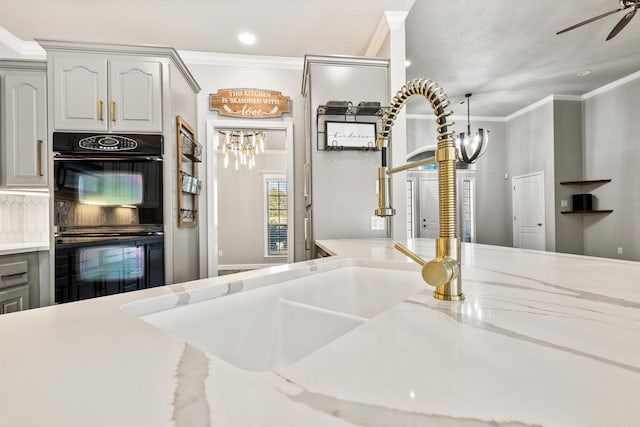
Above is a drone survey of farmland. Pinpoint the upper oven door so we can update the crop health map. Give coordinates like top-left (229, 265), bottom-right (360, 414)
top-left (54, 158), bottom-right (163, 228)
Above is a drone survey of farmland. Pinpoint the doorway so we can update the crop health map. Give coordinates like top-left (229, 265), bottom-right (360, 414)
top-left (419, 178), bottom-right (439, 238)
top-left (415, 173), bottom-right (477, 241)
top-left (205, 119), bottom-right (294, 276)
top-left (512, 171), bottom-right (545, 250)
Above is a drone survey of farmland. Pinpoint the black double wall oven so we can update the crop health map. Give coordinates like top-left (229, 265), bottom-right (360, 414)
top-left (53, 133), bottom-right (164, 303)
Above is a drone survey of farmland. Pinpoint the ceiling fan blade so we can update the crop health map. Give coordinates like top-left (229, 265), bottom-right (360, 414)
top-left (556, 7), bottom-right (622, 35)
top-left (606, 7), bottom-right (637, 40)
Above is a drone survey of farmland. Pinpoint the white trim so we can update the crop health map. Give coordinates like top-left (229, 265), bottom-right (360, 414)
top-left (218, 263), bottom-right (284, 271)
top-left (365, 14), bottom-right (390, 57)
top-left (0, 26), bottom-right (45, 59)
top-left (553, 95), bottom-right (583, 101)
top-left (206, 119), bottom-right (295, 276)
top-left (407, 113), bottom-right (506, 122)
top-left (505, 95), bottom-right (554, 121)
top-left (506, 94), bottom-right (583, 121)
top-left (582, 70), bottom-right (640, 99)
top-left (179, 50), bottom-right (303, 70)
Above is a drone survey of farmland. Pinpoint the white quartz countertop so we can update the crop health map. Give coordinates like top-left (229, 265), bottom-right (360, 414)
top-left (0, 238), bottom-right (639, 426)
top-left (0, 241), bottom-right (49, 256)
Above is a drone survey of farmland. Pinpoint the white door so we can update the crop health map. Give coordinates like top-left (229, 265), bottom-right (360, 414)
top-left (419, 178), bottom-right (439, 238)
top-left (512, 172), bottom-right (545, 250)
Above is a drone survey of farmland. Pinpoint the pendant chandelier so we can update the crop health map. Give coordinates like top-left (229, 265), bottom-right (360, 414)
top-left (216, 130), bottom-right (266, 170)
top-left (456, 93), bottom-right (488, 164)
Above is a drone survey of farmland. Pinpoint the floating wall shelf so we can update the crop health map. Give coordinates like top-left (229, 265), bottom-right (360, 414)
top-left (559, 179), bottom-right (611, 185)
top-left (561, 210), bottom-right (613, 215)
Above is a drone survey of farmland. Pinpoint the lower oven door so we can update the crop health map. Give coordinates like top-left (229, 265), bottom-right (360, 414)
top-left (55, 235), bottom-right (164, 303)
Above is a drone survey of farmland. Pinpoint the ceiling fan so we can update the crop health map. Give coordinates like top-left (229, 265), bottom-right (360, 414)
top-left (556, 0), bottom-right (640, 40)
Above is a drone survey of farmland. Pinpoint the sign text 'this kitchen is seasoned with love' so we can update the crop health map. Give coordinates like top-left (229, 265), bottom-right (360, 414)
top-left (209, 88), bottom-right (290, 119)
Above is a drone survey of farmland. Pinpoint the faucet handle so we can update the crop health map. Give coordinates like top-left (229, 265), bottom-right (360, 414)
top-left (394, 242), bottom-right (426, 266)
top-left (394, 243), bottom-right (459, 288)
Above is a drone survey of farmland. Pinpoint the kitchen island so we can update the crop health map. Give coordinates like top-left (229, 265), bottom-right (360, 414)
top-left (0, 238), bottom-right (638, 426)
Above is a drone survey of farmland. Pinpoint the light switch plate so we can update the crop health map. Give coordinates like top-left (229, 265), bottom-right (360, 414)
top-left (371, 216), bottom-right (385, 230)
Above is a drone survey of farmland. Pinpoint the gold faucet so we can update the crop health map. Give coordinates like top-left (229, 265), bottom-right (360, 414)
top-left (375, 79), bottom-right (477, 302)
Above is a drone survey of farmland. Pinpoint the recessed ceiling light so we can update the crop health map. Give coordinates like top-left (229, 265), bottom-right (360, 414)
top-left (238, 32), bottom-right (256, 45)
top-left (405, 59), bottom-right (412, 67)
top-left (576, 69), bottom-right (592, 77)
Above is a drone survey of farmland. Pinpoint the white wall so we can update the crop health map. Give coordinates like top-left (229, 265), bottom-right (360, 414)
top-left (187, 60), bottom-right (305, 276)
top-left (217, 150), bottom-right (286, 266)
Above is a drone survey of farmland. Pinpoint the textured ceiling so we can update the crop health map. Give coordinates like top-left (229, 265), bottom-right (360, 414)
top-left (1, 0), bottom-right (639, 117)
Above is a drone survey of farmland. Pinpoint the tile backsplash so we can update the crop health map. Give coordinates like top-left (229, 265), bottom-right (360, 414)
top-left (0, 193), bottom-right (49, 244)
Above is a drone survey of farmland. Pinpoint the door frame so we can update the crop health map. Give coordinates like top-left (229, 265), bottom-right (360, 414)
top-left (512, 171), bottom-right (545, 250)
top-left (205, 119), bottom-right (295, 276)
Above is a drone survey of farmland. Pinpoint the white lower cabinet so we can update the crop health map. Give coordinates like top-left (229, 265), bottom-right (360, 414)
top-left (0, 61), bottom-right (47, 187)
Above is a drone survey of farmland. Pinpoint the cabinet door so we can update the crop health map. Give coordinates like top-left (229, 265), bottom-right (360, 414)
top-left (3, 72), bottom-right (47, 187)
top-left (146, 242), bottom-right (164, 287)
top-left (52, 56), bottom-right (108, 131)
top-left (0, 285), bottom-right (29, 314)
top-left (109, 60), bottom-right (162, 133)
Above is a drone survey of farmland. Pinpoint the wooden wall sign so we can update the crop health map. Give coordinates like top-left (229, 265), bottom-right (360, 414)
top-left (209, 88), bottom-right (290, 119)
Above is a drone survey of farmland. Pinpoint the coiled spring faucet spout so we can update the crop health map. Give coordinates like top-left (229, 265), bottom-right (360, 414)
top-left (375, 79), bottom-right (463, 301)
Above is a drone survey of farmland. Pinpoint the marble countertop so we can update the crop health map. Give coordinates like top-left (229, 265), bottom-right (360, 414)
top-left (0, 241), bottom-right (49, 256)
top-left (0, 238), bottom-right (638, 426)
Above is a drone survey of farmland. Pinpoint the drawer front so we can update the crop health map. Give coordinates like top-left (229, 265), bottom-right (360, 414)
top-left (0, 261), bottom-right (28, 290)
top-left (0, 284), bottom-right (29, 314)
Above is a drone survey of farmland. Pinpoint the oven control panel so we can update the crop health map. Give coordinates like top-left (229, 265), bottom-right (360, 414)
top-left (78, 135), bottom-right (138, 151)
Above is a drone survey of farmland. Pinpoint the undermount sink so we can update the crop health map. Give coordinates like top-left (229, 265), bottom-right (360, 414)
top-left (124, 260), bottom-right (425, 371)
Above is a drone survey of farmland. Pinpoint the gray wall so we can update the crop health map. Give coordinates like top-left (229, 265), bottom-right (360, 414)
top-left (188, 62), bottom-right (306, 270)
top-left (583, 80), bottom-right (640, 261)
top-left (406, 116), bottom-right (510, 247)
top-left (306, 60), bottom-right (389, 241)
top-left (553, 100), bottom-right (584, 255)
top-left (168, 62), bottom-right (199, 283)
top-left (505, 102), bottom-right (556, 251)
top-left (217, 150), bottom-right (286, 266)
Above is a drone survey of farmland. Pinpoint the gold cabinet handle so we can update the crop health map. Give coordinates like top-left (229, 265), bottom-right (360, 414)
top-left (110, 101), bottom-right (115, 122)
top-left (37, 139), bottom-right (43, 177)
top-left (98, 100), bottom-right (103, 121)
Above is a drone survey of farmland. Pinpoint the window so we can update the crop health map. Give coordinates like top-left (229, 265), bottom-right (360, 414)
top-left (264, 175), bottom-right (287, 256)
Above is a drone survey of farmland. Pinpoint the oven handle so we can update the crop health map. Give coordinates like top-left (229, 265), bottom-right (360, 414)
top-left (53, 155), bottom-right (163, 162)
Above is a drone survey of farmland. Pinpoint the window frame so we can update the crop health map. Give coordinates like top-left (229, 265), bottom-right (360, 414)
top-left (263, 173), bottom-right (288, 258)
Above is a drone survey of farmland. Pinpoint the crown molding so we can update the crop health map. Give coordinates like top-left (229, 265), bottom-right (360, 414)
top-left (407, 113), bottom-right (506, 122)
top-left (301, 54), bottom-right (389, 95)
top-left (582, 70), bottom-right (640, 99)
top-left (0, 26), bottom-right (45, 59)
top-left (36, 39), bottom-right (200, 93)
top-left (0, 59), bottom-right (46, 71)
top-left (505, 94), bottom-right (582, 121)
top-left (179, 50), bottom-right (303, 70)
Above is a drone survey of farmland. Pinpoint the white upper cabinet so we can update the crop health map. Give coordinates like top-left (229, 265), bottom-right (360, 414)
top-left (109, 61), bottom-right (162, 132)
top-left (2, 70), bottom-right (47, 187)
top-left (52, 56), bottom-right (162, 132)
